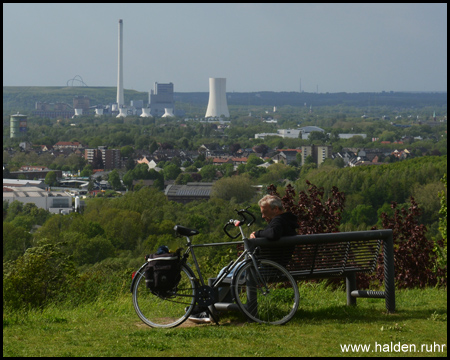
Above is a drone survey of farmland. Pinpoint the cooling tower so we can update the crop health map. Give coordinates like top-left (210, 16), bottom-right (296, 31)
top-left (95, 108), bottom-right (104, 116)
top-left (117, 107), bottom-right (127, 118)
top-left (162, 108), bottom-right (175, 118)
top-left (205, 78), bottom-right (230, 118)
top-left (74, 109), bottom-right (83, 116)
top-left (140, 108), bottom-right (152, 117)
top-left (116, 19), bottom-right (124, 108)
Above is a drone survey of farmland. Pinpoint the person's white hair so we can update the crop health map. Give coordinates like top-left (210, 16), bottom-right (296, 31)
top-left (258, 195), bottom-right (283, 210)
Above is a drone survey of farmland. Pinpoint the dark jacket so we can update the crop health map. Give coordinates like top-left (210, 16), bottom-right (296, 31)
top-left (253, 212), bottom-right (298, 241)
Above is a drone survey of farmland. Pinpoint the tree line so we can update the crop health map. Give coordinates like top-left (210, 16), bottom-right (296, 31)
top-left (3, 168), bottom-right (447, 310)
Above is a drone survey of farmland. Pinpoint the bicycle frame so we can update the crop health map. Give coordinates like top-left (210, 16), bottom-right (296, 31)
top-left (131, 209), bottom-right (269, 302)
top-left (129, 237), bottom-right (246, 296)
top-left (180, 220), bottom-right (270, 304)
top-left (182, 232), bottom-right (247, 290)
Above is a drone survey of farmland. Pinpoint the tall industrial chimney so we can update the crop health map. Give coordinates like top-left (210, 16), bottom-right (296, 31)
top-left (116, 19), bottom-right (124, 109)
top-left (205, 78), bottom-right (230, 118)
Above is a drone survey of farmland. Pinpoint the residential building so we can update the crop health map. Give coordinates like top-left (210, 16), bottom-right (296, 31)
top-left (271, 149), bottom-right (301, 165)
top-left (103, 149), bottom-right (122, 170)
top-left (301, 145), bottom-right (333, 166)
top-left (85, 147), bottom-right (121, 170)
top-left (54, 141), bottom-right (84, 150)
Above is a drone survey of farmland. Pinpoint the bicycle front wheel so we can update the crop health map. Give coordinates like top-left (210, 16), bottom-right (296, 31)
top-left (232, 259), bottom-right (299, 325)
top-left (132, 264), bottom-right (196, 328)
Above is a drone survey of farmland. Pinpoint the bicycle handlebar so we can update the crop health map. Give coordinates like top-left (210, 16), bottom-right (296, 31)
top-left (223, 206), bottom-right (256, 239)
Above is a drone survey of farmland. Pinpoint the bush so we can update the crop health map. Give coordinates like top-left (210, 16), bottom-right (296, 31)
top-left (434, 174), bottom-right (447, 284)
top-left (3, 241), bottom-right (77, 310)
top-left (360, 197), bottom-right (446, 289)
top-left (66, 259), bottom-right (133, 307)
top-left (268, 180), bottom-right (345, 234)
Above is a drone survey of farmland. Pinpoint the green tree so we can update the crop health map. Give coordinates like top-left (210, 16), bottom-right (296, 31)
top-left (345, 204), bottom-right (376, 226)
top-left (175, 173), bottom-right (193, 185)
top-left (120, 145), bottom-right (134, 158)
top-left (108, 169), bottom-right (122, 190)
top-left (199, 164), bottom-right (217, 181)
top-left (44, 171), bottom-right (58, 187)
top-left (135, 135), bottom-right (150, 150)
top-left (3, 222), bottom-right (33, 262)
top-left (308, 131), bottom-right (329, 143)
top-left (21, 203), bottom-right (51, 225)
top-left (63, 232), bottom-right (115, 266)
top-left (379, 130), bottom-right (396, 142)
top-left (304, 155), bottom-right (316, 166)
top-left (220, 163), bottom-right (235, 177)
top-left (162, 163), bottom-right (181, 181)
top-left (88, 179), bottom-right (95, 192)
top-left (4, 200), bottom-right (23, 222)
top-left (125, 156), bottom-right (136, 171)
top-left (80, 164), bottom-right (93, 177)
top-left (149, 140), bottom-right (158, 154)
top-left (211, 175), bottom-right (256, 202)
top-left (247, 153), bottom-right (264, 166)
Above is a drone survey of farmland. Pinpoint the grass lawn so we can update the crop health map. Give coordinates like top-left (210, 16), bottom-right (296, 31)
top-left (3, 285), bottom-right (447, 357)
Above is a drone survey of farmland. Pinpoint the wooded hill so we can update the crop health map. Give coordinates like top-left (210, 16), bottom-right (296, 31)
top-left (3, 86), bottom-right (447, 115)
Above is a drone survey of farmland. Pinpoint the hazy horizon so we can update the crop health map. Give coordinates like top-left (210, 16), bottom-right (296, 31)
top-left (3, 3), bottom-right (447, 93)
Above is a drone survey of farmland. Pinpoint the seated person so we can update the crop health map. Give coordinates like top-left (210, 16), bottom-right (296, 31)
top-left (188, 195), bottom-right (298, 324)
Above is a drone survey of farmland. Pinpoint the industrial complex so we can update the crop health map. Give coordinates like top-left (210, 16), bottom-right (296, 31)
top-left (26, 19), bottom-right (229, 122)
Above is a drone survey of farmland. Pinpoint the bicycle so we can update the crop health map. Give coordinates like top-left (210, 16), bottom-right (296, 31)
top-left (131, 207), bottom-right (300, 328)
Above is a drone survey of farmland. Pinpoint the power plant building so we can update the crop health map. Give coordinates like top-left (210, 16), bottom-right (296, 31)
top-left (150, 82), bottom-right (174, 117)
top-left (205, 78), bottom-right (230, 118)
top-left (73, 95), bottom-right (90, 114)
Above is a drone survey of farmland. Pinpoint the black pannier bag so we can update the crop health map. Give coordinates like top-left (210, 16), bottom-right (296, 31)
top-left (144, 252), bottom-right (181, 293)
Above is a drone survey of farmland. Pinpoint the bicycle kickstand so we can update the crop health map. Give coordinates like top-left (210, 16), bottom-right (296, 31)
top-left (207, 305), bottom-right (220, 326)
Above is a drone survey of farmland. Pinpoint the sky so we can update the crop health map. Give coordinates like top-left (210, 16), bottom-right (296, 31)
top-left (3, 3), bottom-right (447, 93)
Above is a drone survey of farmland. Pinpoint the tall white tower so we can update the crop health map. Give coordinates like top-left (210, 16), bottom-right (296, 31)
top-left (205, 78), bottom-right (230, 118)
top-left (116, 19), bottom-right (124, 108)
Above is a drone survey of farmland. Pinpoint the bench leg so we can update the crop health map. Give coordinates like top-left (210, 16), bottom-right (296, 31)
top-left (346, 273), bottom-right (357, 306)
top-left (383, 235), bottom-right (396, 313)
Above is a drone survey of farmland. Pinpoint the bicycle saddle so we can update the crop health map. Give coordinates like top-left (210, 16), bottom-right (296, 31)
top-left (174, 225), bottom-right (199, 237)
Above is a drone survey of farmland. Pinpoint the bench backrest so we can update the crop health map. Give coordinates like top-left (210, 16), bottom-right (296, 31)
top-left (256, 237), bottom-right (381, 279)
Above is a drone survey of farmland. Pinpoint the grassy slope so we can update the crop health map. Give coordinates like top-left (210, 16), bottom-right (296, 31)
top-left (3, 286), bottom-right (447, 357)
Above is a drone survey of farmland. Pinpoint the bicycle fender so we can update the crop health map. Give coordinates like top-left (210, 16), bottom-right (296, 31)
top-left (130, 263), bottom-right (148, 293)
top-left (230, 259), bottom-right (252, 288)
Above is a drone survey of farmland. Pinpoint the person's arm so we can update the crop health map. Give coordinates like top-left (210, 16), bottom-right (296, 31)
top-left (253, 217), bottom-right (284, 241)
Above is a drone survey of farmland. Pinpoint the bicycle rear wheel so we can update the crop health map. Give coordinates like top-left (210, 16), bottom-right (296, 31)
top-left (132, 264), bottom-right (196, 328)
top-left (232, 259), bottom-right (299, 325)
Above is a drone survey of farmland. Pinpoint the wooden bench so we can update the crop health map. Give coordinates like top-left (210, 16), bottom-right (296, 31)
top-left (212, 229), bottom-right (395, 314)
